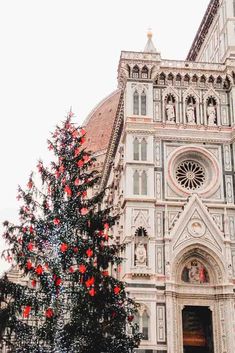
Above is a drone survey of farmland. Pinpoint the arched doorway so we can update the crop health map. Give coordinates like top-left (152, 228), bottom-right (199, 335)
top-left (182, 306), bottom-right (213, 353)
top-left (167, 245), bottom-right (231, 353)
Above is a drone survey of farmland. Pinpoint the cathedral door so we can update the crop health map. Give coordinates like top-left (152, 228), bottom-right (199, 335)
top-left (182, 306), bottom-right (214, 353)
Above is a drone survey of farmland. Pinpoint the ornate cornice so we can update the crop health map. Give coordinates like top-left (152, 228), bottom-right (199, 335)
top-left (187, 0), bottom-right (220, 61)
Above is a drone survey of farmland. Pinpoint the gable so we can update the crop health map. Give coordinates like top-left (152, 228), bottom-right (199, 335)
top-left (170, 194), bottom-right (225, 255)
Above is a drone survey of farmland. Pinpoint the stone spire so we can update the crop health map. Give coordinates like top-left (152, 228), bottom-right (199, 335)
top-left (144, 30), bottom-right (157, 53)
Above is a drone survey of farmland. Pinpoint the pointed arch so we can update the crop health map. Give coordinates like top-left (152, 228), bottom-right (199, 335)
top-left (141, 171), bottom-right (147, 195)
top-left (141, 66), bottom-right (148, 79)
top-left (184, 74), bottom-right (190, 86)
top-left (132, 65), bottom-right (140, 78)
top-left (133, 90), bottom-right (139, 115)
top-left (141, 138), bottom-right (147, 161)
top-left (133, 138), bottom-right (139, 160)
top-left (133, 170), bottom-right (140, 195)
top-left (141, 90), bottom-right (147, 115)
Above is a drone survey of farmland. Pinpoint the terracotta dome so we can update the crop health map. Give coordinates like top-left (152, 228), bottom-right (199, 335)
top-left (83, 89), bottom-right (122, 154)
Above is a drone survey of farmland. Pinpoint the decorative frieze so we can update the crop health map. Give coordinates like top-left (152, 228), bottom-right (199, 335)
top-left (223, 144), bottom-right (232, 171)
top-left (156, 305), bottom-right (166, 343)
top-left (156, 172), bottom-right (162, 200)
top-left (156, 211), bottom-right (163, 238)
top-left (225, 175), bottom-right (234, 204)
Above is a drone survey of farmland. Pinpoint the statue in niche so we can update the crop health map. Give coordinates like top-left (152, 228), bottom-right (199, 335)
top-left (135, 241), bottom-right (147, 266)
top-left (186, 99), bottom-right (196, 124)
top-left (207, 102), bottom-right (216, 126)
top-left (181, 260), bottom-right (209, 284)
top-left (165, 97), bottom-right (175, 122)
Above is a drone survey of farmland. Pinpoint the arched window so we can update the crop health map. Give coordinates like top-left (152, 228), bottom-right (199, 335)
top-left (192, 75), bottom-right (198, 86)
top-left (141, 139), bottom-right (147, 161)
top-left (133, 171), bottom-right (140, 195)
top-left (184, 75), bottom-right (190, 86)
top-left (168, 73), bottom-right (174, 85)
top-left (141, 91), bottom-right (147, 116)
top-left (141, 171), bottom-right (147, 195)
top-left (200, 75), bottom-right (206, 87)
top-left (176, 74), bottom-right (182, 86)
top-left (159, 73), bottom-right (166, 85)
top-left (134, 307), bottom-right (150, 341)
top-left (133, 91), bottom-right (139, 115)
top-left (132, 65), bottom-right (139, 78)
top-left (133, 138), bottom-right (139, 160)
top-left (142, 311), bottom-right (149, 340)
top-left (141, 66), bottom-right (148, 79)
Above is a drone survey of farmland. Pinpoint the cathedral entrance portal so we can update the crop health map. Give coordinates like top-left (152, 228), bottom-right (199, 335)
top-left (182, 306), bottom-right (214, 353)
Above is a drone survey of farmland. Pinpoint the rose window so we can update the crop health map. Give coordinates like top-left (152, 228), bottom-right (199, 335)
top-left (175, 160), bottom-right (205, 190)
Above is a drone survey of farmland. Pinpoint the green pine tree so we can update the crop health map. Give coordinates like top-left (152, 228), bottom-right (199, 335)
top-left (0, 113), bottom-right (141, 353)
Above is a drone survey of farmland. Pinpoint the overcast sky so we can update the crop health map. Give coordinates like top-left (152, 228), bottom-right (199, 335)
top-left (0, 0), bottom-right (210, 273)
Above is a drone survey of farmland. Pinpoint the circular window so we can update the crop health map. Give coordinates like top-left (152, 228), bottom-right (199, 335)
top-left (175, 160), bottom-right (205, 190)
top-left (167, 146), bottom-right (220, 197)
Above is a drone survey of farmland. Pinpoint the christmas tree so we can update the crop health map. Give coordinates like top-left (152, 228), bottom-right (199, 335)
top-left (0, 113), bottom-right (140, 352)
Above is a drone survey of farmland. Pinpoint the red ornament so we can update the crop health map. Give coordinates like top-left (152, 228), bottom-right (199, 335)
top-left (27, 242), bottom-right (34, 251)
top-left (86, 248), bottom-right (93, 258)
top-left (27, 180), bottom-right (33, 189)
top-left (74, 147), bottom-right (80, 157)
top-left (82, 191), bottom-right (87, 198)
top-left (80, 128), bottom-right (86, 136)
top-left (6, 255), bottom-right (12, 263)
top-left (69, 266), bottom-right (74, 273)
top-left (55, 277), bottom-right (62, 286)
top-left (102, 270), bottom-right (109, 277)
top-left (80, 207), bottom-right (88, 215)
top-left (59, 165), bottom-right (65, 173)
top-left (78, 264), bottom-right (86, 274)
top-left (89, 288), bottom-right (96, 296)
top-left (114, 286), bottom-right (121, 295)
top-left (60, 243), bottom-right (68, 253)
top-left (26, 260), bottom-right (33, 270)
top-left (31, 279), bottom-right (36, 287)
top-left (74, 178), bottom-right (80, 186)
top-left (29, 226), bottom-right (34, 234)
top-left (45, 308), bottom-right (54, 318)
top-left (83, 155), bottom-right (90, 162)
top-left (53, 218), bottom-right (60, 225)
top-left (128, 315), bottom-right (134, 322)
top-left (65, 122), bottom-right (71, 129)
top-left (73, 247), bottom-right (79, 253)
top-left (77, 160), bottom-right (84, 167)
top-left (72, 130), bottom-right (79, 138)
top-left (104, 223), bottom-right (109, 230)
top-left (85, 276), bottom-right (95, 288)
top-left (80, 137), bottom-right (86, 144)
top-left (64, 185), bottom-right (72, 197)
top-left (35, 265), bottom-right (43, 276)
top-left (37, 162), bottom-right (43, 172)
top-left (23, 305), bottom-right (31, 318)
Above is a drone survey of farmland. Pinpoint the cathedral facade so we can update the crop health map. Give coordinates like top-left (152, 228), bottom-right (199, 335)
top-left (2, 1), bottom-right (235, 353)
top-left (85, 1), bottom-right (235, 352)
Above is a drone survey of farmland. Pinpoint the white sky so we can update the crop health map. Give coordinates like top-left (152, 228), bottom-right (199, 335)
top-left (0, 0), bottom-right (210, 274)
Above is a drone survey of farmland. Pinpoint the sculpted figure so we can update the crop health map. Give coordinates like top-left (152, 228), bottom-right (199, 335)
top-left (135, 241), bottom-right (147, 266)
top-left (186, 102), bottom-right (196, 124)
top-left (207, 103), bottom-right (216, 126)
top-left (165, 101), bottom-right (175, 121)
